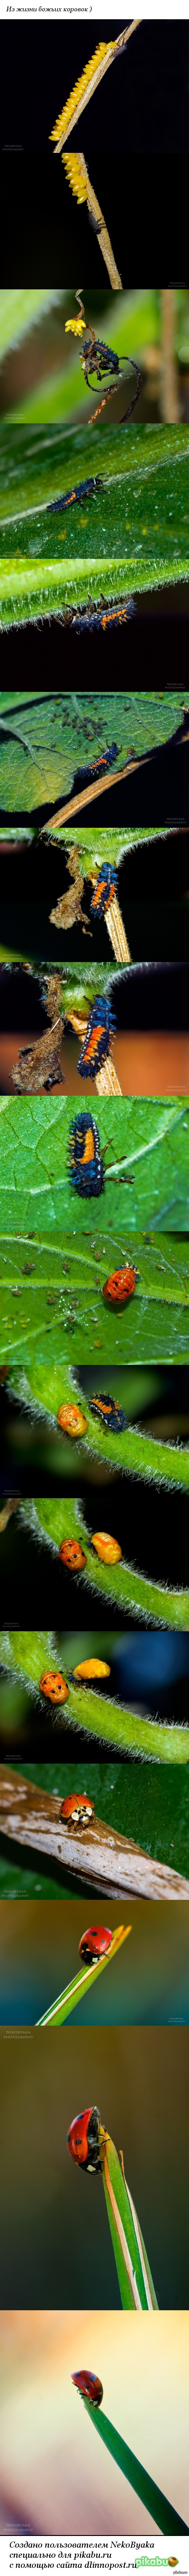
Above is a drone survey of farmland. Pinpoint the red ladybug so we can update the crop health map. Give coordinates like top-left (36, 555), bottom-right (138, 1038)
top-left (78, 1925), bottom-right (112, 1964)
top-left (103, 1264), bottom-right (138, 1306)
top-left (60, 1795), bottom-right (95, 1829)
top-left (72, 2372), bottom-right (103, 2407)
top-left (59, 1539), bottom-right (86, 1570)
top-left (67, 2105), bottom-right (101, 2171)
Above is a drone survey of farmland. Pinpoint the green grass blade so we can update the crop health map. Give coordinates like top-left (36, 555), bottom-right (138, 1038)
top-left (82, 2397), bottom-right (189, 2534)
top-left (36, 1924), bottom-right (130, 2024)
top-left (101, 2134), bottom-right (158, 2310)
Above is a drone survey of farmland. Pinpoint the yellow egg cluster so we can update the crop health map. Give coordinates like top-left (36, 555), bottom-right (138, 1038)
top-left (62, 152), bottom-right (88, 203)
top-left (50, 43), bottom-right (114, 145)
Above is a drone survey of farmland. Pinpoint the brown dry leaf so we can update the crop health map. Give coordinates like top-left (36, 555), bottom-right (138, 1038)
top-left (41, 973), bottom-right (63, 1019)
top-left (12, 1018), bottom-right (63, 1095)
top-left (49, 844), bottom-right (90, 933)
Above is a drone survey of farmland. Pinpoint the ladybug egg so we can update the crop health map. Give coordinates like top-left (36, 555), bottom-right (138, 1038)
top-left (72, 2372), bottom-right (103, 2408)
top-left (103, 1265), bottom-right (137, 1307)
top-left (92, 1531), bottom-right (122, 1565)
top-left (57, 1404), bottom-right (87, 1438)
top-left (40, 1670), bottom-right (69, 1703)
top-left (59, 1540), bottom-right (86, 1570)
top-left (72, 1658), bottom-right (110, 1681)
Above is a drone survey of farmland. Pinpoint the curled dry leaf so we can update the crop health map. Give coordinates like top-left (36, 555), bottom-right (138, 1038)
top-left (12, 1018), bottom-right (63, 1095)
top-left (49, 844), bottom-right (91, 934)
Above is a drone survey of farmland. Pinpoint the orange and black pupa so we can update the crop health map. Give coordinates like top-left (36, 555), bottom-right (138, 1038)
top-left (103, 1264), bottom-right (139, 1306)
top-left (90, 864), bottom-right (117, 922)
top-left (69, 1111), bottom-right (104, 1197)
top-left (90, 1393), bottom-right (127, 1432)
top-left (77, 995), bottom-right (113, 1082)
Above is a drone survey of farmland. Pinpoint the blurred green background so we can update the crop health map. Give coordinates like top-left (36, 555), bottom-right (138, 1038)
top-left (1, 289), bottom-right (189, 423)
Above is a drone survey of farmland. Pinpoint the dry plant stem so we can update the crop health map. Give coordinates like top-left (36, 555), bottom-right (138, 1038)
top-left (68, 153), bottom-right (122, 288)
top-left (0, 1502), bottom-right (18, 1533)
top-left (160, 289), bottom-right (180, 423)
top-left (44, 758), bottom-right (145, 833)
top-left (96, 1056), bottom-right (122, 1096)
top-left (105, 899), bottom-right (131, 964)
top-left (43, 729), bottom-right (189, 839)
top-left (54, 22), bottom-right (141, 146)
top-left (0, 1770), bottom-right (188, 1899)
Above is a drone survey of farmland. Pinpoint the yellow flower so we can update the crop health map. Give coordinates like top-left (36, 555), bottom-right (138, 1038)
top-left (65, 316), bottom-right (86, 337)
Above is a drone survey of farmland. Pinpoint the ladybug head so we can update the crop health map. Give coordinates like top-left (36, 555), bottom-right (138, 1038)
top-left (78, 1926), bottom-right (112, 1965)
top-left (67, 2105), bottom-right (101, 2171)
top-left (72, 2371), bottom-right (103, 2408)
top-left (60, 1795), bottom-right (94, 1827)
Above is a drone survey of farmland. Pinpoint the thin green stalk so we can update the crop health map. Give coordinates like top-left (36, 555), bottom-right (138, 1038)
top-left (81, 2396), bottom-right (188, 2534)
top-left (36, 1923), bottom-right (130, 2026)
top-left (99, 2129), bottom-right (158, 2311)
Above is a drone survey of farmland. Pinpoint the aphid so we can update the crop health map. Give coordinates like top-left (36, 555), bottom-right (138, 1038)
top-left (47, 476), bottom-right (103, 514)
top-left (60, 1794), bottom-right (95, 1827)
top-left (59, 1538), bottom-right (86, 1570)
top-left (90, 1394), bottom-right (127, 1433)
top-left (103, 1265), bottom-right (138, 1306)
top-left (69, 1111), bottom-right (104, 1199)
top-left (71, 1657), bottom-right (110, 1682)
top-left (91, 1530), bottom-right (122, 1565)
top-left (67, 2104), bottom-right (101, 2171)
top-left (72, 2372), bottom-right (103, 2407)
top-left (78, 1925), bottom-right (112, 1964)
top-left (40, 1670), bottom-right (69, 1703)
top-left (90, 864), bottom-right (117, 921)
top-left (77, 995), bottom-right (113, 1081)
top-left (57, 1403), bottom-right (87, 1437)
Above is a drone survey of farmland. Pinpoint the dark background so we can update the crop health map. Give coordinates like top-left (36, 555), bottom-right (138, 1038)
top-left (1, 869), bottom-right (189, 964)
top-left (1, 150), bottom-right (188, 283)
top-left (0, 612), bottom-right (189, 694)
top-left (1, 21), bottom-right (189, 154)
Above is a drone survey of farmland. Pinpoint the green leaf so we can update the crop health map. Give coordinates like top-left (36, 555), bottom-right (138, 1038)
top-left (0, 425), bottom-right (188, 565)
top-left (1, 1233), bottom-right (189, 1368)
top-left (0, 1632), bottom-right (188, 1757)
top-left (0, 691), bottom-right (187, 806)
top-left (81, 2395), bottom-right (188, 2536)
top-left (0, 290), bottom-right (64, 364)
top-left (17, 1495), bottom-right (189, 1633)
top-left (100, 2132), bottom-right (158, 2309)
top-left (0, 1094), bottom-right (188, 1233)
